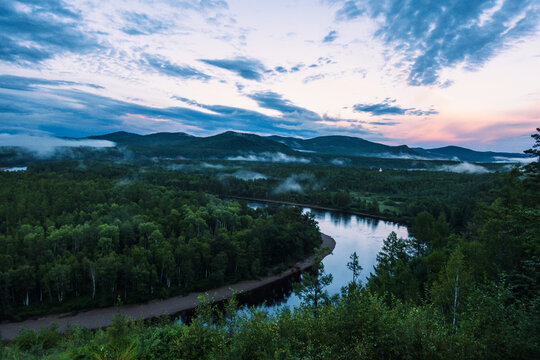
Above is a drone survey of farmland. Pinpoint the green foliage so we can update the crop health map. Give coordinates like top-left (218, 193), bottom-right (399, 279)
top-left (1, 130), bottom-right (538, 358)
top-left (10, 324), bottom-right (60, 358)
top-left (346, 251), bottom-right (362, 285)
top-left (0, 169), bottom-right (321, 320)
top-left (293, 250), bottom-right (333, 316)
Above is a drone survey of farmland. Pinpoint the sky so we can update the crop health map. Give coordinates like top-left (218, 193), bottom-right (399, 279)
top-left (1, 0), bottom-right (539, 152)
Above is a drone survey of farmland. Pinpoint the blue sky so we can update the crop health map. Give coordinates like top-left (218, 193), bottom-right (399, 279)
top-left (1, 0), bottom-right (539, 151)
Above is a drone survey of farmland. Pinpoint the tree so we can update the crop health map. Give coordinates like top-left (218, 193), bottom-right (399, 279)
top-left (294, 249), bottom-right (333, 316)
top-left (44, 263), bottom-right (71, 303)
top-left (523, 127), bottom-right (540, 196)
top-left (346, 252), bottom-right (363, 289)
top-left (430, 248), bottom-right (472, 331)
top-left (8, 265), bottom-right (35, 306)
top-left (368, 232), bottom-right (419, 302)
top-left (408, 211), bottom-right (449, 256)
top-left (83, 258), bottom-right (97, 299)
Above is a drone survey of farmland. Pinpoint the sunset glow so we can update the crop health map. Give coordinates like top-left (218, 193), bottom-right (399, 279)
top-left (1, 0), bottom-right (539, 151)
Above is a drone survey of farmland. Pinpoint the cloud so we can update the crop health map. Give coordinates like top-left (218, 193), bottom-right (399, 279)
top-left (273, 173), bottom-right (316, 194)
top-left (274, 177), bottom-right (303, 193)
top-left (303, 74), bottom-right (326, 83)
top-left (248, 91), bottom-right (317, 116)
top-left (200, 162), bottom-right (227, 169)
top-left (121, 12), bottom-right (167, 35)
top-left (309, 57), bottom-right (334, 68)
top-left (0, 75), bottom-right (102, 91)
top-left (492, 156), bottom-right (536, 164)
top-left (334, 0), bottom-right (540, 86)
top-left (0, 0), bottom-right (101, 64)
top-left (272, 63), bottom-right (305, 74)
top-left (0, 133), bottom-right (115, 156)
top-left (200, 57), bottom-right (267, 80)
top-left (226, 152), bottom-right (310, 163)
top-left (369, 121), bottom-right (400, 126)
top-left (19, 0), bottom-right (81, 18)
top-left (177, 0), bottom-right (229, 11)
top-left (142, 54), bottom-right (210, 79)
top-left (353, 98), bottom-right (438, 116)
top-left (290, 64), bottom-right (303, 72)
top-left (166, 164), bottom-right (185, 170)
top-left (0, 75), bottom-right (382, 141)
top-left (331, 158), bottom-right (347, 165)
top-left (375, 153), bottom-right (430, 160)
top-left (335, 0), bottom-right (364, 21)
top-left (222, 170), bottom-right (268, 180)
top-left (434, 162), bottom-right (491, 174)
top-left (0, 78), bottom-right (302, 136)
top-left (323, 30), bottom-right (338, 43)
top-left (1, 166), bottom-right (28, 172)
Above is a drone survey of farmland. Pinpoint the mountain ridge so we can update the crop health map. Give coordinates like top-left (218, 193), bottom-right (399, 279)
top-left (82, 131), bottom-right (530, 162)
top-left (412, 145), bottom-right (528, 162)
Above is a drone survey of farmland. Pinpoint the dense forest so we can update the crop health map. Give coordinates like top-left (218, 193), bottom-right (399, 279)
top-left (0, 172), bottom-right (320, 320)
top-left (28, 158), bottom-right (504, 230)
top-left (1, 130), bottom-right (538, 359)
top-left (207, 163), bottom-right (502, 229)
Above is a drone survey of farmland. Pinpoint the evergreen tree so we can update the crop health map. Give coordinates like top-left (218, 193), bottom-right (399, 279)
top-left (294, 249), bottom-right (333, 316)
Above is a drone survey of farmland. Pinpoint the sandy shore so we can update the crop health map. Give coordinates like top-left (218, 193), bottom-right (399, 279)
top-left (0, 233), bottom-right (335, 341)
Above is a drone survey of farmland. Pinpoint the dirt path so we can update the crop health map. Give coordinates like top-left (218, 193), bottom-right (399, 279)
top-left (0, 234), bottom-right (335, 341)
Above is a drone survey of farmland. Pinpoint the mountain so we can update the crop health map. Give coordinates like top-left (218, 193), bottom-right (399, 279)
top-left (87, 131), bottom-right (142, 142)
top-left (412, 146), bottom-right (529, 162)
top-left (268, 135), bottom-right (422, 158)
top-left (88, 131), bottom-right (191, 146)
top-left (189, 131), bottom-right (294, 155)
top-left (86, 131), bottom-right (294, 158)
top-left (0, 130), bottom-right (528, 168)
top-left (84, 131), bottom-right (530, 162)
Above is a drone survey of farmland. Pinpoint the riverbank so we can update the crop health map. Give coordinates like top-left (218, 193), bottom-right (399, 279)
top-left (225, 195), bottom-right (402, 223)
top-left (0, 233), bottom-right (335, 341)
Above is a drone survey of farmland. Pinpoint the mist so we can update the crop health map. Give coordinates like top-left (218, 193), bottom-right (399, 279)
top-left (434, 162), bottom-right (491, 174)
top-left (274, 177), bottom-right (303, 193)
top-left (273, 173), bottom-right (317, 194)
top-left (0, 133), bottom-right (115, 157)
top-left (374, 152), bottom-right (431, 160)
top-left (166, 164), bottom-right (185, 170)
top-left (493, 156), bottom-right (536, 164)
top-left (0, 166), bottom-right (27, 172)
top-left (226, 152), bottom-right (310, 163)
top-left (221, 170), bottom-right (268, 181)
top-left (331, 158), bottom-right (347, 166)
top-left (201, 162), bottom-right (227, 169)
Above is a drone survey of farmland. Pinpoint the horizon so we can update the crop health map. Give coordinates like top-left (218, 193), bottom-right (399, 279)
top-left (84, 129), bottom-right (535, 153)
top-left (1, 1), bottom-right (540, 152)
top-left (1, 128), bottom-right (534, 155)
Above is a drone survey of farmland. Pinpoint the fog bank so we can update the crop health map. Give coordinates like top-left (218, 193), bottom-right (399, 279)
top-left (0, 134), bottom-right (115, 157)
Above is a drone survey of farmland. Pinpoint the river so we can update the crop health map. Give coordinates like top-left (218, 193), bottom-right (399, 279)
top-left (0, 201), bottom-right (409, 339)
top-left (238, 202), bottom-right (409, 312)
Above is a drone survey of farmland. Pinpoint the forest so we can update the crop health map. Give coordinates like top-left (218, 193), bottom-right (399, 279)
top-left (0, 172), bottom-right (320, 320)
top-left (28, 157), bottom-right (505, 230)
top-left (0, 130), bottom-right (538, 359)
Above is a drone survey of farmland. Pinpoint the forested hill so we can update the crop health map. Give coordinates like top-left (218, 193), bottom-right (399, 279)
top-left (82, 130), bottom-right (529, 162)
top-left (86, 131), bottom-right (295, 157)
top-left (267, 134), bottom-right (419, 157)
top-left (412, 145), bottom-right (528, 162)
top-left (0, 171), bottom-right (321, 321)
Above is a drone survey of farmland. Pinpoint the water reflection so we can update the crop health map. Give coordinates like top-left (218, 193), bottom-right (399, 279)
top-left (177, 271), bottom-right (301, 324)
top-left (245, 202), bottom-right (408, 311)
top-left (178, 202), bottom-right (408, 323)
